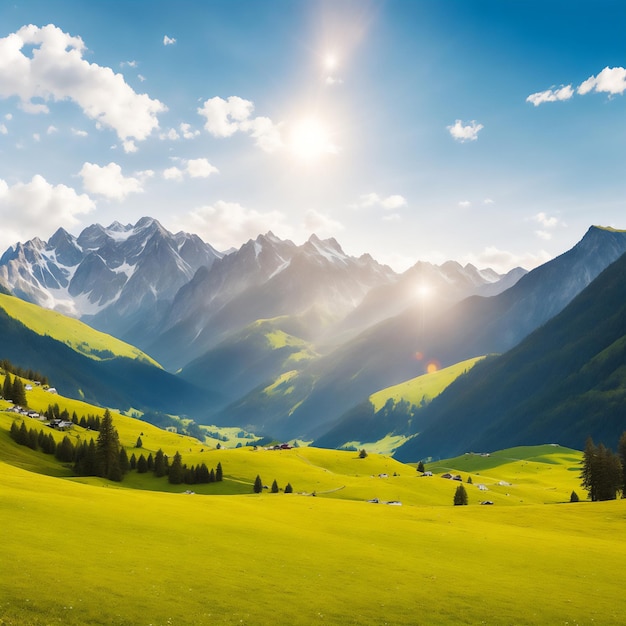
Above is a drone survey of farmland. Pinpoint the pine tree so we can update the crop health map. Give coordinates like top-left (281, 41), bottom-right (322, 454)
top-left (285, 482), bottom-right (293, 493)
top-left (147, 452), bottom-right (154, 471)
top-left (129, 453), bottom-right (137, 470)
top-left (271, 479), bottom-right (279, 493)
top-left (216, 461), bottom-right (223, 482)
top-left (153, 449), bottom-right (166, 477)
top-left (12, 376), bottom-right (27, 407)
top-left (95, 409), bottom-right (122, 481)
top-left (570, 490), bottom-right (580, 503)
top-left (417, 461), bottom-right (425, 473)
top-left (55, 436), bottom-right (75, 463)
top-left (136, 454), bottom-right (148, 473)
top-left (359, 449), bottom-right (368, 459)
top-left (453, 484), bottom-right (468, 506)
top-left (253, 474), bottom-right (263, 493)
top-left (168, 451), bottom-right (184, 484)
top-left (135, 436), bottom-right (143, 449)
top-left (3, 373), bottom-right (12, 401)
top-left (119, 447), bottom-right (130, 474)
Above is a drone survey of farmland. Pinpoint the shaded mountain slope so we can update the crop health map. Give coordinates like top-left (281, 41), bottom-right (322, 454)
top-left (394, 249), bottom-right (626, 461)
top-left (264, 226), bottom-right (626, 439)
top-left (0, 308), bottom-right (216, 416)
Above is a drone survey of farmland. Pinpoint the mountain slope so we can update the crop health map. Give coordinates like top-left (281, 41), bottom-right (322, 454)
top-left (0, 217), bottom-right (223, 342)
top-left (394, 248), bottom-right (626, 461)
top-left (254, 225), bottom-right (626, 440)
top-left (0, 306), bottom-right (216, 416)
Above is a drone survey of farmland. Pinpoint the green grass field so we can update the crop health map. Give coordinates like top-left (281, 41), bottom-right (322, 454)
top-left (2, 386), bottom-right (626, 625)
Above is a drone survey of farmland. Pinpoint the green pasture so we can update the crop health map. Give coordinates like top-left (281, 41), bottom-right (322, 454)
top-left (0, 293), bottom-right (159, 365)
top-left (1, 458), bottom-right (625, 625)
top-left (369, 356), bottom-right (484, 411)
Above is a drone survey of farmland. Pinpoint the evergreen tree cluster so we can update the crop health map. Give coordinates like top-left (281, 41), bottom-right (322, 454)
top-left (580, 435), bottom-right (625, 501)
top-left (0, 359), bottom-right (48, 386)
top-left (42, 403), bottom-right (102, 431)
top-left (164, 449), bottom-right (223, 485)
top-left (2, 373), bottom-right (28, 407)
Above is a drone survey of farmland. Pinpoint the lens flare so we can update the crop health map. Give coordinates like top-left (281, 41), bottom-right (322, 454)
top-left (426, 361), bottom-right (440, 374)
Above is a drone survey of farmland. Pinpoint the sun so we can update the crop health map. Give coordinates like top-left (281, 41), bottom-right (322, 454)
top-left (289, 117), bottom-right (335, 161)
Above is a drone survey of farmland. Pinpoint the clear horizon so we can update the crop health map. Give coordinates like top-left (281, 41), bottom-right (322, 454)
top-left (0, 0), bottom-right (624, 273)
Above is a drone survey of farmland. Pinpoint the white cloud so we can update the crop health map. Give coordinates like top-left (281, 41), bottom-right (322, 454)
top-left (0, 175), bottom-right (94, 249)
top-left (198, 95), bottom-right (255, 137)
top-left (180, 123), bottom-right (199, 139)
top-left (160, 128), bottom-right (180, 141)
top-left (33, 133), bottom-right (40, 141)
top-left (138, 74), bottom-right (146, 82)
top-left (186, 158), bottom-right (219, 178)
top-left (0, 24), bottom-right (166, 143)
top-left (0, 124), bottom-right (6, 134)
top-left (5, 113), bottom-right (12, 120)
top-left (122, 139), bottom-right (137, 153)
top-left (79, 162), bottom-right (149, 200)
top-left (578, 66), bottom-right (626, 96)
top-left (197, 95), bottom-right (283, 152)
top-left (526, 85), bottom-right (574, 106)
top-left (464, 246), bottom-right (551, 273)
top-left (121, 60), bottom-right (137, 68)
top-left (447, 119), bottom-right (483, 142)
top-left (303, 209), bottom-right (344, 236)
top-left (163, 166), bottom-right (184, 181)
top-left (535, 230), bottom-right (552, 240)
top-left (172, 201), bottom-right (290, 250)
top-left (72, 128), bottom-right (88, 137)
top-left (47, 125), bottom-right (57, 134)
top-left (352, 192), bottom-right (407, 210)
top-left (533, 211), bottom-right (558, 228)
top-left (162, 158), bottom-right (219, 181)
top-left (163, 35), bottom-right (176, 46)
top-left (483, 198), bottom-right (494, 205)
top-left (458, 200), bottom-right (471, 208)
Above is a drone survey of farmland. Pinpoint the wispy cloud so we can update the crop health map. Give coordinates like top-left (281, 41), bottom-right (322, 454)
top-left (163, 35), bottom-right (176, 46)
top-left (447, 119), bottom-right (483, 142)
top-left (526, 85), bottom-right (574, 106)
top-left (353, 192), bottom-right (407, 210)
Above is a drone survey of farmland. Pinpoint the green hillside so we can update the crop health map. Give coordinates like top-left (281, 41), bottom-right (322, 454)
top-left (0, 293), bottom-right (159, 366)
top-left (369, 356), bottom-right (484, 411)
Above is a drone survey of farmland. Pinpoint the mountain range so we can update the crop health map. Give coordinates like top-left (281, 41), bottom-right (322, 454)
top-left (1, 219), bottom-right (625, 458)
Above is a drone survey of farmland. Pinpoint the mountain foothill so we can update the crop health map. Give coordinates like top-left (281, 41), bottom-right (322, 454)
top-left (1, 218), bottom-right (625, 460)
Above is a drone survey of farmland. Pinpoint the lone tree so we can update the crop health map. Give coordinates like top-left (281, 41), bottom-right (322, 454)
top-left (570, 490), bottom-right (580, 503)
top-left (96, 409), bottom-right (123, 481)
top-left (253, 474), bottom-right (263, 493)
top-left (453, 484), bottom-right (468, 506)
top-left (271, 479), bottom-right (279, 493)
top-left (216, 461), bottom-right (223, 482)
top-left (580, 437), bottom-right (622, 501)
top-left (417, 461), bottom-right (425, 473)
top-left (135, 436), bottom-right (143, 449)
top-left (285, 482), bottom-right (293, 493)
top-left (359, 449), bottom-right (368, 459)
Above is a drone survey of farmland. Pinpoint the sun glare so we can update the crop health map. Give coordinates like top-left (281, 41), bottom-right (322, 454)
top-left (289, 118), bottom-right (335, 161)
top-left (325, 53), bottom-right (337, 70)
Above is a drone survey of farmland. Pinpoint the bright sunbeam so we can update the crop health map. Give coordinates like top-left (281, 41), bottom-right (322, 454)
top-left (415, 283), bottom-right (432, 300)
top-left (289, 118), bottom-right (335, 161)
top-left (325, 53), bottom-right (337, 70)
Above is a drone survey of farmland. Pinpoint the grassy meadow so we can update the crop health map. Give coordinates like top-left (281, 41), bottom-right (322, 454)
top-left (2, 385), bottom-right (626, 625)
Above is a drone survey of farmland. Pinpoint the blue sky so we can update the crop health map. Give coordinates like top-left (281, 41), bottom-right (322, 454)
top-left (0, 0), bottom-right (624, 272)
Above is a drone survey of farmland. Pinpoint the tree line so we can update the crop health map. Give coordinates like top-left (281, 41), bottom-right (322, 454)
top-left (2, 373), bottom-right (28, 407)
top-left (9, 410), bottom-right (224, 486)
top-left (0, 359), bottom-right (49, 386)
